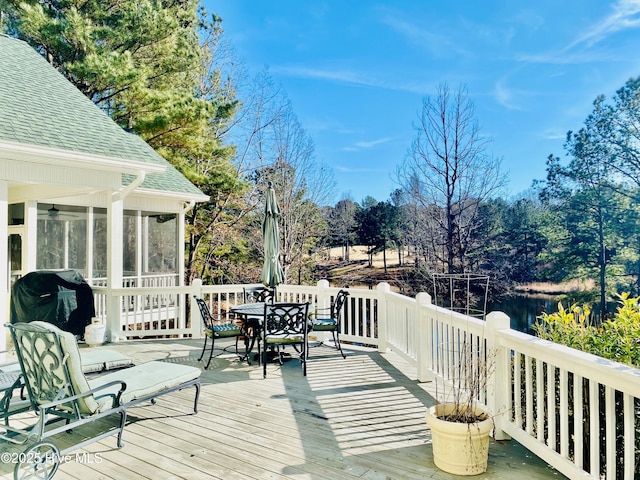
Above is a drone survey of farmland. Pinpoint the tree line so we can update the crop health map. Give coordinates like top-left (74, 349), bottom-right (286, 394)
top-left (3, 1), bottom-right (640, 319)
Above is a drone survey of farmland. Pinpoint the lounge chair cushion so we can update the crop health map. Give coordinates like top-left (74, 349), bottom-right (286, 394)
top-left (79, 349), bottom-right (133, 373)
top-left (88, 361), bottom-right (201, 405)
top-left (30, 322), bottom-right (200, 413)
top-left (0, 349), bottom-right (132, 375)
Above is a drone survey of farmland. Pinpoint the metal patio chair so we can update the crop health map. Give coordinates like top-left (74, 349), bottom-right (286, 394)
top-left (311, 289), bottom-right (349, 358)
top-left (3, 321), bottom-right (201, 480)
top-left (194, 295), bottom-right (244, 369)
top-left (241, 286), bottom-right (276, 360)
top-left (262, 302), bottom-right (310, 378)
top-left (243, 285), bottom-right (276, 304)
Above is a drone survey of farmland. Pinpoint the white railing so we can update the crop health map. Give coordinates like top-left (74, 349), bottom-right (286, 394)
top-left (497, 329), bottom-right (640, 480)
top-left (91, 280), bottom-right (639, 479)
top-left (93, 285), bottom-right (191, 339)
top-left (92, 273), bottom-right (178, 288)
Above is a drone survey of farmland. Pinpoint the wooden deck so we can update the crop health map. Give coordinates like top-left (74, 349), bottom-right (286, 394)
top-left (1, 339), bottom-right (567, 479)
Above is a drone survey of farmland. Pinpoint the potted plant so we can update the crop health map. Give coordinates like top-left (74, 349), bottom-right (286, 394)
top-left (425, 341), bottom-right (495, 475)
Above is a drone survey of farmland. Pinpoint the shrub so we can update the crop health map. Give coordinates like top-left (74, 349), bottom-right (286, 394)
top-left (534, 293), bottom-right (640, 368)
top-left (533, 294), bottom-right (640, 477)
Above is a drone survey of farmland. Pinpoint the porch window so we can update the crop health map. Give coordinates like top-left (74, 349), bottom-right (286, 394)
top-left (123, 210), bottom-right (137, 277)
top-left (36, 205), bottom-right (178, 286)
top-left (144, 213), bottom-right (177, 273)
top-left (93, 208), bottom-right (107, 278)
top-left (36, 204), bottom-right (87, 275)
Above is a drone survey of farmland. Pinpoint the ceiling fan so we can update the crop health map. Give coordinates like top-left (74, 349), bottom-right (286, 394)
top-left (48, 204), bottom-right (60, 217)
top-left (38, 204), bottom-right (80, 220)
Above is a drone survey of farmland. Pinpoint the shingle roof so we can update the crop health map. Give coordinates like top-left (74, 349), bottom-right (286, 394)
top-left (0, 35), bottom-right (205, 198)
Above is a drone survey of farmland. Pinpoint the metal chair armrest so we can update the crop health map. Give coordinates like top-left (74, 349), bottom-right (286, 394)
top-left (38, 380), bottom-right (127, 412)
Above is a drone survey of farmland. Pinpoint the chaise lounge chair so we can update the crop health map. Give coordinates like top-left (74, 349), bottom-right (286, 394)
top-left (3, 321), bottom-right (201, 480)
top-left (1, 347), bottom-right (134, 425)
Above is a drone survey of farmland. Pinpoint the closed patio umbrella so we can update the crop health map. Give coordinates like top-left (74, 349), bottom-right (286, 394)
top-left (260, 182), bottom-right (285, 288)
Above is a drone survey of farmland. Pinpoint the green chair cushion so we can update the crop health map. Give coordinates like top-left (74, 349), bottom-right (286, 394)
top-left (265, 334), bottom-right (304, 344)
top-left (312, 318), bottom-right (337, 331)
top-left (207, 323), bottom-right (242, 338)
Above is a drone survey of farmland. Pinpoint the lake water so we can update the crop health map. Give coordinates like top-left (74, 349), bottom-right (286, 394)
top-left (339, 280), bottom-right (566, 334)
top-left (486, 294), bottom-right (559, 334)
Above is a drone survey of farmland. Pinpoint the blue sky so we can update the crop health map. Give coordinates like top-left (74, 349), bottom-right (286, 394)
top-left (208, 0), bottom-right (640, 204)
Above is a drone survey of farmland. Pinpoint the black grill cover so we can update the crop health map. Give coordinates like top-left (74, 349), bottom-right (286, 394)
top-left (10, 270), bottom-right (95, 336)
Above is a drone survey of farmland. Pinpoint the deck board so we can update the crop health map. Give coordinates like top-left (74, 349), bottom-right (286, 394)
top-left (1, 339), bottom-right (566, 479)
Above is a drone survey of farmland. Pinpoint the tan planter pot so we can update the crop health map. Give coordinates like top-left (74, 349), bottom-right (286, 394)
top-left (425, 403), bottom-right (493, 476)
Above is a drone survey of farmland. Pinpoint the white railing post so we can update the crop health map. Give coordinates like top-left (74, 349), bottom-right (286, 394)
top-left (316, 279), bottom-right (330, 312)
top-left (376, 282), bottom-right (390, 353)
top-left (415, 292), bottom-right (432, 382)
top-left (190, 278), bottom-right (203, 339)
top-left (314, 279), bottom-right (331, 343)
top-left (486, 310), bottom-right (511, 441)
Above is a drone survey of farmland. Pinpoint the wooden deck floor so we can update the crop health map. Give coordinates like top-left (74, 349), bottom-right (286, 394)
top-left (1, 339), bottom-right (567, 480)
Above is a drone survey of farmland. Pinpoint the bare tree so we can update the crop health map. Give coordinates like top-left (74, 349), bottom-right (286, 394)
top-left (398, 83), bottom-right (505, 273)
top-left (249, 82), bottom-right (335, 283)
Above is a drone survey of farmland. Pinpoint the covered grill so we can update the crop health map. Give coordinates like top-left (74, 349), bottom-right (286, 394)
top-left (10, 270), bottom-right (95, 336)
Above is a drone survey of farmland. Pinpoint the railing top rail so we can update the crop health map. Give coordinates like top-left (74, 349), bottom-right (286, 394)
top-left (384, 290), bottom-right (418, 303)
top-left (421, 302), bottom-right (488, 334)
top-left (497, 328), bottom-right (640, 396)
top-left (92, 285), bottom-right (194, 295)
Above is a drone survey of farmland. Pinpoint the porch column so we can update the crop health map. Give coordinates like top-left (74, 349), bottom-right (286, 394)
top-left (86, 207), bottom-right (94, 282)
top-left (135, 210), bottom-right (142, 286)
top-left (178, 209), bottom-right (187, 332)
top-left (23, 200), bottom-right (37, 272)
top-left (0, 181), bottom-right (7, 352)
top-left (177, 209), bottom-right (186, 287)
top-left (106, 192), bottom-right (124, 341)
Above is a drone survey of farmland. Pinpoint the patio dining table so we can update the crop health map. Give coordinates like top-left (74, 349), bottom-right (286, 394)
top-left (230, 302), bottom-right (268, 362)
top-left (230, 302), bottom-right (267, 319)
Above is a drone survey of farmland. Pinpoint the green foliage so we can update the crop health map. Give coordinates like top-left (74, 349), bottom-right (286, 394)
top-left (355, 200), bottom-right (399, 250)
top-left (2, 0), bottom-right (249, 283)
top-left (325, 198), bottom-right (358, 254)
top-left (539, 100), bottom-right (638, 319)
top-left (533, 302), bottom-right (594, 351)
top-left (6, 2), bottom-right (640, 292)
top-left (354, 200), bottom-right (400, 270)
top-left (534, 293), bottom-right (640, 367)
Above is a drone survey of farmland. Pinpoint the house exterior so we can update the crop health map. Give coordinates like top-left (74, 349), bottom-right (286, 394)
top-left (0, 34), bottom-right (208, 350)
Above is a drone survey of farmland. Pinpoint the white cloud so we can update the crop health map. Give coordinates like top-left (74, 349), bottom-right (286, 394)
top-left (521, 0), bottom-right (640, 64)
top-left (271, 65), bottom-right (432, 94)
top-left (340, 137), bottom-right (392, 152)
top-left (335, 165), bottom-right (388, 173)
top-left (541, 130), bottom-right (567, 141)
top-left (380, 15), bottom-right (469, 57)
top-left (567, 0), bottom-right (640, 49)
top-left (354, 138), bottom-right (392, 149)
top-left (272, 66), bottom-right (375, 87)
top-left (494, 80), bottom-right (520, 110)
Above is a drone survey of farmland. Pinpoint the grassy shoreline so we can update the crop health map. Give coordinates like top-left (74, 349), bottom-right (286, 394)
top-left (513, 279), bottom-right (594, 295)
